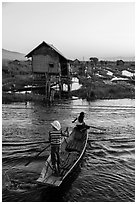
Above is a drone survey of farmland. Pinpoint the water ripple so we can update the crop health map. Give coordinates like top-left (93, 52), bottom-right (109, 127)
top-left (2, 99), bottom-right (135, 202)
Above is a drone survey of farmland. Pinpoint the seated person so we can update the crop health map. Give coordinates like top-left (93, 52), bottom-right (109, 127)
top-left (72, 112), bottom-right (90, 131)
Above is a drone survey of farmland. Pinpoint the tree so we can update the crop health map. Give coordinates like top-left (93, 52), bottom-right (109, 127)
top-left (116, 60), bottom-right (125, 66)
top-left (100, 60), bottom-right (105, 66)
top-left (89, 57), bottom-right (98, 66)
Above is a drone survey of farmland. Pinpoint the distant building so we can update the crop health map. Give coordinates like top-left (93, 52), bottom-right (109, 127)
top-left (73, 59), bottom-right (80, 65)
top-left (71, 59), bottom-right (81, 74)
top-left (107, 70), bottom-right (113, 76)
top-left (122, 70), bottom-right (134, 77)
top-left (111, 77), bottom-right (129, 82)
top-left (26, 41), bottom-right (70, 76)
top-left (116, 60), bottom-right (125, 66)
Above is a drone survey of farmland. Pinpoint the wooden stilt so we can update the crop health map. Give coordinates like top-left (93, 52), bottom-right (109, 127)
top-left (59, 75), bottom-right (62, 99)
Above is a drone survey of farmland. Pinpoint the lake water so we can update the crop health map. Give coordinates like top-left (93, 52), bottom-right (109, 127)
top-left (2, 98), bottom-right (135, 202)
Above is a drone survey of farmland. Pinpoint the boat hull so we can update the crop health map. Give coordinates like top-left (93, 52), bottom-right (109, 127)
top-left (36, 127), bottom-right (88, 187)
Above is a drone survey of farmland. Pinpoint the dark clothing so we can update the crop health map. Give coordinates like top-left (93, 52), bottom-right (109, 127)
top-left (51, 145), bottom-right (60, 173)
top-left (49, 130), bottom-right (62, 174)
top-left (72, 112), bottom-right (90, 132)
top-left (78, 114), bottom-right (84, 123)
top-left (75, 124), bottom-right (90, 132)
top-left (72, 112), bottom-right (85, 125)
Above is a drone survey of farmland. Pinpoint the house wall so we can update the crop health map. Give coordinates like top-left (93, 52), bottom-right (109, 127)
top-left (32, 45), bottom-right (61, 74)
top-left (32, 55), bottom-right (60, 74)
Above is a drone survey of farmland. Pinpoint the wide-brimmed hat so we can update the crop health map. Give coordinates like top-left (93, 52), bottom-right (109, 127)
top-left (51, 120), bottom-right (61, 130)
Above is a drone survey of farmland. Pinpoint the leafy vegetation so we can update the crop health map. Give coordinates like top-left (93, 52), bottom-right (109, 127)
top-left (2, 58), bottom-right (135, 103)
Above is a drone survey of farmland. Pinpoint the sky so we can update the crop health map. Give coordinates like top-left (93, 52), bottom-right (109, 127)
top-left (2, 2), bottom-right (135, 61)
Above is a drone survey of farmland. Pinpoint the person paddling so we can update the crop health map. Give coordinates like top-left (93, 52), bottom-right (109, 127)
top-left (49, 120), bottom-right (69, 176)
top-left (72, 112), bottom-right (85, 124)
top-left (72, 112), bottom-right (90, 131)
top-left (72, 112), bottom-right (85, 129)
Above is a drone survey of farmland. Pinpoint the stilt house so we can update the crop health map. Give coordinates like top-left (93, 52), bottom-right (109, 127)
top-left (26, 41), bottom-right (71, 99)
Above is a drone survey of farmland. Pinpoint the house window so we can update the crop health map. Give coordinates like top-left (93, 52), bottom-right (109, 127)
top-left (49, 63), bottom-right (54, 68)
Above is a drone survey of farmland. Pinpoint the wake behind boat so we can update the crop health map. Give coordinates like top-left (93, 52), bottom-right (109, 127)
top-left (36, 126), bottom-right (89, 187)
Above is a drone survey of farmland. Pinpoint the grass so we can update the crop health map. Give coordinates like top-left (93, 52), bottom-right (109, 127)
top-left (2, 92), bottom-right (49, 104)
top-left (3, 80), bottom-right (135, 104)
top-left (72, 76), bottom-right (135, 101)
top-left (2, 60), bottom-right (135, 103)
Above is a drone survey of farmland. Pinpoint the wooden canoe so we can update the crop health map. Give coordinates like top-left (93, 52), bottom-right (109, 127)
top-left (36, 126), bottom-right (88, 187)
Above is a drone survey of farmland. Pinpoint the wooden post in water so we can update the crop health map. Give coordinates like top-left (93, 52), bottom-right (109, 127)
top-left (45, 73), bottom-right (50, 102)
top-left (59, 75), bottom-right (62, 99)
top-left (45, 73), bottom-right (48, 100)
top-left (48, 75), bottom-right (51, 105)
top-left (67, 77), bottom-right (70, 98)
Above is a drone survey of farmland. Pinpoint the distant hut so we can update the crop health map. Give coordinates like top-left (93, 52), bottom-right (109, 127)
top-left (73, 58), bottom-right (80, 65)
top-left (26, 41), bottom-right (71, 99)
top-left (116, 60), bottom-right (125, 66)
top-left (71, 58), bottom-right (81, 74)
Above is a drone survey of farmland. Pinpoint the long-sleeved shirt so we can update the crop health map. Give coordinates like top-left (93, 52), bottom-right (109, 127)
top-left (49, 130), bottom-right (63, 146)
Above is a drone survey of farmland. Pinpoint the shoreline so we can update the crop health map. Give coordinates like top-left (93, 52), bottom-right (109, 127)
top-left (2, 91), bottom-right (135, 104)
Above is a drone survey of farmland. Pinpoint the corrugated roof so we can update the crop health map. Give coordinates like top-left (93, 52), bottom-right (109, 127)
top-left (48, 43), bottom-right (67, 60)
top-left (25, 41), bottom-right (67, 60)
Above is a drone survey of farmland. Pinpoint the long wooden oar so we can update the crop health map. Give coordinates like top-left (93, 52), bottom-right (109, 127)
top-left (25, 127), bottom-right (69, 167)
top-left (25, 143), bottom-right (50, 166)
top-left (89, 125), bottom-right (106, 131)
